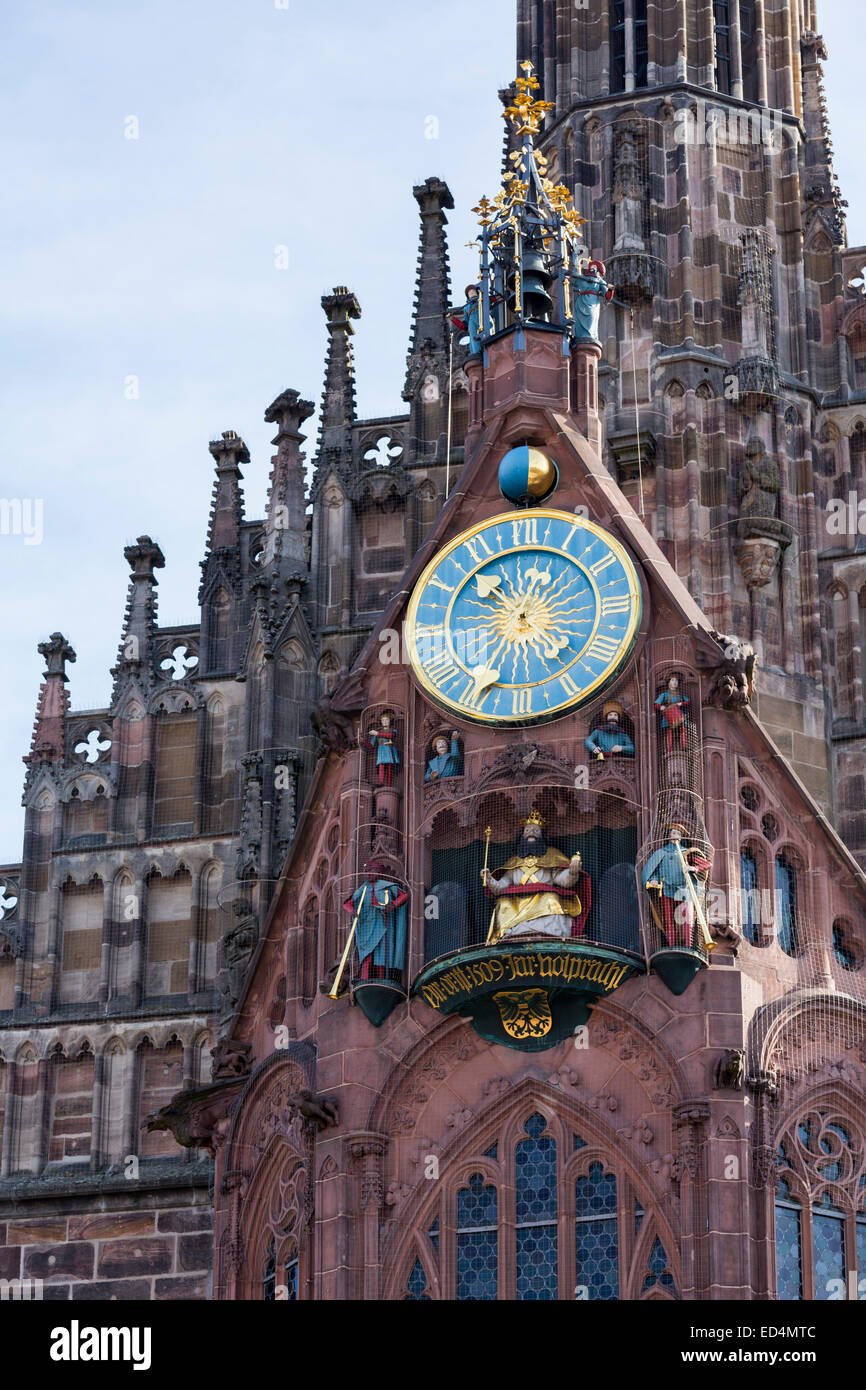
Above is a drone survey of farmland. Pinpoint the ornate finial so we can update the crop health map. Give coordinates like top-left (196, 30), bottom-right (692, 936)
top-left (458, 62), bottom-right (595, 347)
top-left (503, 61), bottom-right (555, 137)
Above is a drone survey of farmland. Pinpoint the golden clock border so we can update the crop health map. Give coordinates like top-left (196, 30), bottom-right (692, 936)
top-left (405, 509), bottom-right (643, 725)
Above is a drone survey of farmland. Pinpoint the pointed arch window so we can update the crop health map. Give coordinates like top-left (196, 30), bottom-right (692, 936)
top-left (775, 1111), bottom-right (866, 1300)
top-left (774, 855), bottom-right (799, 956)
top-left (399, 1108), bottom-right (676, 1300)
top-left (576, 1161), bottom-right (620, 1299)
top-left (516, 1114), bottom-right (558, 1299)
top-left (456, 1172), bottom-right (498, 1301)
top-left (740, 848), bottom-right (760, 945)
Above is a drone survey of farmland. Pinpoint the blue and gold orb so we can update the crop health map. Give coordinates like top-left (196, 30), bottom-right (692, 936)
top-left (498, 445), bottom-right (559, 506)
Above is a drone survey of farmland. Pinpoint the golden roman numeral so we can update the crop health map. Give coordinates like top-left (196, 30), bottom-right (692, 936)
top-left (428, 656), bottom-right (461, 688)
top-left (589, 552), bottom-right (617, 578)
top-left (585, 635), bottom-right (620, 664)
top-left (601, 596), bottom-right (631, 615)
top-left (464, 534), bottom-right (494, 565)
top-left (511, 518), bottom-right (539, 546)
top-left (559, 673), bottom-right (580, 699)
top-left (428, 574), bottom-right (455, 594)
top-left (512, 689), bottom-right (533, 715)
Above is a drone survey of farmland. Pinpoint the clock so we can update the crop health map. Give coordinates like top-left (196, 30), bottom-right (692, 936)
top-left (405, 509), bottom-right (642, 725)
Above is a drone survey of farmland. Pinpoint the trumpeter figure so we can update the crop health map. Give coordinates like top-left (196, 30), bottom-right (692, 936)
top-left (571, 257), bottom-right (614, 342)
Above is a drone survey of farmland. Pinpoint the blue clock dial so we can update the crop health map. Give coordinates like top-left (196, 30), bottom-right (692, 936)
top-left (405, 510), bottom-right (642, 725)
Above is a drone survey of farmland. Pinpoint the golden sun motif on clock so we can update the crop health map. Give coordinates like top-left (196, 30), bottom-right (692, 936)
top-left (405, 510), bottom-right (643, 726)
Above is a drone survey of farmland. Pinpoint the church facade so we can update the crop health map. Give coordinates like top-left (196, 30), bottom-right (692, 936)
top-left (2, 0), bottom-right (866, 1302)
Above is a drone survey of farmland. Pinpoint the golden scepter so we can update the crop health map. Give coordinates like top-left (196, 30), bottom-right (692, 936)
top-left (482, 827), bottom-right (502, 945)
top-left (672, 837), bottom-right (715, 952)
top-left (329, 883), bottom-right (368, 1000)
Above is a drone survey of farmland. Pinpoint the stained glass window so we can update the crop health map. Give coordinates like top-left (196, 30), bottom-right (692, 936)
top-left (812, 1202), bottom-right (846, 1301)
top-left (576, 1162), bottom-right (619, 1300)
top-left (775, 856), bottom-right (798, 956)
top-left (406, 1259), bottom-right (430, 1300)
top-left (775, 1201), bottom-right (803, 1301)
top-left (284, 1258), bottom-right (299, 1301)
top-left (641, 1236), bottom-right (675, 1294)
top-left (516, 1114), bottom-right (558, 1301)
top-left (740, 850), bottom-right (759, 944)
top-left (457, 1172), bottom-right (498, 1301)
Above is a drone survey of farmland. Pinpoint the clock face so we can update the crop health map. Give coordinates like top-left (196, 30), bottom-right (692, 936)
top-left (405, 509), bottom-right (642, 725)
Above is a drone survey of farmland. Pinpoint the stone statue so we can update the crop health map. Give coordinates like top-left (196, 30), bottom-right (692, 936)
top-left (654, 675), bottom-right (691, 752)
top-left (585, 700), bottom-right (635, 761)
top-left (311, 696), bottom-right (355, 758)
top-left (425, 732), bottom-right (463, 781)
top-left (482, 811), bottom-right (588, 943)
top-left (643, 824), bottom-right (711, 948)
top-left (738, 438), bottom-right (783, 540)
top-left (571, 258), bottom-right (615, 341)
top-left (368, 712), bottom-right (400, 787)
top-left (343, 860), bottom-right (409, 979)
top-left (707, 632), bottom-right (758, 710)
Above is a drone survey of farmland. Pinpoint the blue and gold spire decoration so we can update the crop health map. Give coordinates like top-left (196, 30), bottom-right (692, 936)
top-left (471, 61), bottom-right (588, 343)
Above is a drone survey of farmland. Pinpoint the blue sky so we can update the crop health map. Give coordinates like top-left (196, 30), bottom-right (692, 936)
top-left (0, 0), bottom-right (863, 861)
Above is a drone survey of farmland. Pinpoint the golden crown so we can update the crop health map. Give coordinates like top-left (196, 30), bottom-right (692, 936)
top-left (523, 810), bottom-right (546, 829)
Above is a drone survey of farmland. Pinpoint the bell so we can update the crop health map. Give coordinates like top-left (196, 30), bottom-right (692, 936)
top-left (518, 249), bottom-right (553, 322)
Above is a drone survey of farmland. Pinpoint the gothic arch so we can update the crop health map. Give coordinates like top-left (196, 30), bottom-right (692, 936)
top-left (382, 1077), bottom-right (683, 1301)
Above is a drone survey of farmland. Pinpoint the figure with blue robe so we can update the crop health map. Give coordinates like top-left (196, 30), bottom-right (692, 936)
top-left (571, 258), bottom-right (614, 342)
top-left (585, 701), bottom-right (635, 761)
top-left (643, 825), bottom-right (711, 947)
top-left (425, 732), bottom-right (463, 782)
top-left (343, 860), bottom-right (409, 981)
top-left (368, 712), bottom-right (400, 786)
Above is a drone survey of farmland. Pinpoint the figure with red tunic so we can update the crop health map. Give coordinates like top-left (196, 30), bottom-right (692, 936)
top-left (654, 674), bottom-right (691, 752)
top-left (643, 824), bottom-right (712, 948)
top-left (368, 712), bottom-right (400, 786)
top-left (342, 860), bottom-right (409, 982)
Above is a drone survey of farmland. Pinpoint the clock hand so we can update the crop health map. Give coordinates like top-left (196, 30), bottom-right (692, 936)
top-left (476, 574), bottom-right (502, 599)
top-left (469, 664), bottom-right (501, 696)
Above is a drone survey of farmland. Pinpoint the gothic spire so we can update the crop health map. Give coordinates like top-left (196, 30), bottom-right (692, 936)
top-left (263, 389), bottom-right (315, 573)
top-left (317, 287), bottom-right (361, 468)
top-left (24, 632), bottom-right (76, 770)
top-left (205, 430), bottom-right (248, 555)
top-left (112, 535), bottom-right (165, 693)
top-left (404, 177), bottom-right (454, 394)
